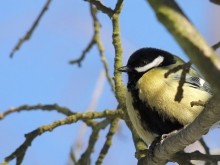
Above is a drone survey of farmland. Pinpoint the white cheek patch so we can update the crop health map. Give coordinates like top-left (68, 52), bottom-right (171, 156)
top-left (135, 56), bottom-right (164, 72)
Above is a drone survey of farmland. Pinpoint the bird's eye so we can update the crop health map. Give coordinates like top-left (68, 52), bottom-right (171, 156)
top-left (140, 60), bottom-right (147, 66)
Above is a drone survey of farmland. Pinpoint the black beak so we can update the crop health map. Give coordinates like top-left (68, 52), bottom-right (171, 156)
top-left (117, 66), bottom-right (130, 72)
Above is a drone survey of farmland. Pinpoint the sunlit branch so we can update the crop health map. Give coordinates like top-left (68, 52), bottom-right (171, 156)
top-left (147, 0), bottom-right (220, 93)
top-left (76, 119), bottom-right (110, 165)
top-left (70, 4), bottom-right (114, 91)
top-left (2, 109), bottom-right (123, 165)
top-left (90, 4), bottom-right (115, 91)
top-left (0, 104), bottom-right (74, 120)
top-left (95, 118), bottom-right (119, 165)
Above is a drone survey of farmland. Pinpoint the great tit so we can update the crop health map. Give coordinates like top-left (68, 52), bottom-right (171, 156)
top-left (118, 48), bottom-right (212, 146)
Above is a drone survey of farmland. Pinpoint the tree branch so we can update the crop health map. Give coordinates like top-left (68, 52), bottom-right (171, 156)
top-left (76, 119), bottom-right (110, 165)
top-left (0, 104), bottom-right (74, 120)
top-left (147, 0), bottom-right (220, 94)
top-left (174, 151), bottom-right (220, 165)
top-left (90, 4), bottom-right (115, 91)
top-left (210, 0), bottom-right (220, 5)
top-left (199, 138), bottom-right (212, 165)
top-left (9, 0), bottom-right (52, 58)
top-left (164, 62), bottom-right (192, 102)
top-left (69, 37), bottom-right (95, 66)
top-left (85, 0), bottom-right (114, 17)
top-left (70, 4), bottom-right (114, 91)
top-left (138, 94), bottom-right (220, 165)
top-left (212, 41), bottom-right (220, 50)
top-left (111, 0), bottom-right (126, 109)
top-left (95, 118), bottom-right (119, 165)
top-left (2, 109), bottom-right (124, 165)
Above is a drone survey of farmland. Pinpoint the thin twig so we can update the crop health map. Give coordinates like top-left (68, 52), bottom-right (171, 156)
top-left (165, 62), bottom-right (192, 102)
top-left (199, 138), bottom-right (210, 155)
top-left (90, 4), bottom-right (115, 91)
top-left (0, 104), bottom-right (75, 120)
top-left (199, 138), bottom-right (211, 165)
top-left (0, 104), bottom-right (98, 128)
top-left (72, 69), bottom-right (105, 158)
top-left (69, 148), bottom-right (77, 165)
top-left (9, 0), bottom-right (52, 58)
top-left (212, 41), bottom-right (220, 50)
top-left (85, 0), bottom-right (114, 17)
top-left (69, 38), bottom-right (95, 66)
top-left (191, 100), bottom-right (206, 107)
top-left (76, 119), bottom-right (110, 165)
top-left (2, 109), bottom-right (123, 165)
top-left (70, 4), bottom-right (114, 91)
top-left (95, 118), bottom-right (119, 165)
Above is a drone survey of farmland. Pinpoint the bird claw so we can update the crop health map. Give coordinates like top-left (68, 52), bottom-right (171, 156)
top-left (161, 130), bottom-right (179, 143)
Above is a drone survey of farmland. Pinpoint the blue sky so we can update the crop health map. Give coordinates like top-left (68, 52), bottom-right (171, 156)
top-left (0, 0), bottom-right (220, 165)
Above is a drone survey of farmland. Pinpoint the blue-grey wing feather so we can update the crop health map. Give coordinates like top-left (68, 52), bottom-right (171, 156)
top-left (173, 74), bottom-right (212, 95)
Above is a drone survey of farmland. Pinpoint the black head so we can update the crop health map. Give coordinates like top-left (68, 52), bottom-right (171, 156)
top-left (118, 48), bottom-right (177, 89)
top-left (119, 48), bottom-right (176, 73)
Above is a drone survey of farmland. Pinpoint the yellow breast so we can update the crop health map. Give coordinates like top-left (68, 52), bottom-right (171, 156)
top-left (137, 68), bottom-right (211, 125)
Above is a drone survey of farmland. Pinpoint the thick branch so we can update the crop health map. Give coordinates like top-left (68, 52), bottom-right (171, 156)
top-left (139, 94), bottom-right (220, 164)
top-left (147, 0), bottom-right (220, 94)
top-left (111, 0), bottom-right (126, 109)
top-left (9, 0), bottom-right (52, 58)
top-left (174, 151), bottom-right (220, 165)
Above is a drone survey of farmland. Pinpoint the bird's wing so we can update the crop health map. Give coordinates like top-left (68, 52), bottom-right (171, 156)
top-left (173, 74), bottom-right (212, 95)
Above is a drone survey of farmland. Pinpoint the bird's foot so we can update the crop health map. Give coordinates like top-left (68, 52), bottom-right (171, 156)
top-left (161, 130), bottom-right (179, 143)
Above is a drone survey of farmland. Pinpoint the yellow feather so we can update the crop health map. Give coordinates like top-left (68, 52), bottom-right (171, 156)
top-left (137, 67), bottom-right (211, 125)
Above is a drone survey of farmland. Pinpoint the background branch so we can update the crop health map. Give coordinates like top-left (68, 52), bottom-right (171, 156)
top-left (76, 119), bottom-right (110, 165)
top-left (9, 0), bottom-right (52, 58)
top-left (3, 109), bottom-right (123, 164)
top-left (174, 151), bottom-right (220, 165)
top-left (95, 118), bottom-right (119, 165)
top-left (0, 104), bottom-right (75, 119)
top-left (2, 0), bottom-right (220, 165)
top-left (70, 4), bottom-right (114, 91)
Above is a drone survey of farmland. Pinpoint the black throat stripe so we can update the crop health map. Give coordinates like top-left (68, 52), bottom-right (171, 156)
top-left (129, 86), bottom-right (183, 136)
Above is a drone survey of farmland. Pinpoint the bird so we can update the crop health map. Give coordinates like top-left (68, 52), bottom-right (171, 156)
top-left (118, 47), bottom-right (212, 146)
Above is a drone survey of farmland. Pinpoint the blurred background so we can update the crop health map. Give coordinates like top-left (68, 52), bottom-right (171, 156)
top-left (0, 0), bottom-right (220, 164)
